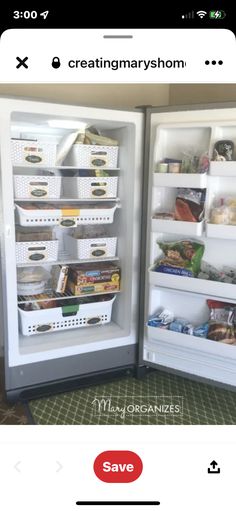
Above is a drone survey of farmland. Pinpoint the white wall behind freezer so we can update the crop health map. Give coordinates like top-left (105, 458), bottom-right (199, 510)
top-left (0, 84), bottom-right (170, 109)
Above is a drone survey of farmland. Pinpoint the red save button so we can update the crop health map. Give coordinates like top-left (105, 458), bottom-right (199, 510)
top-left (94, 451), bottom-right (143, 483)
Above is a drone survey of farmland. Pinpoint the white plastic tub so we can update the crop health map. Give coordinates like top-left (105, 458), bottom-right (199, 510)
top-left (66, 144), bottom-right (119, 168)
top-left (66, 234), bottom-right (117, 259)
top-left (63, 176), bottom-right (118, 199)
top-left (11, 139), bottom-right (57, 167)
top-left (18, 295), bottom-right (116, 336)
top-left (16, 240), bottom-right (59, 264)
top-left (14, 174), bottom-right (61, 199)
top-left (15, 203), bottom-right (118, 227)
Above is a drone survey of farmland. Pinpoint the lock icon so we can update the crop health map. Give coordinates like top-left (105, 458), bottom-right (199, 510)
top-left (52, 57), bottom-right (61, 69)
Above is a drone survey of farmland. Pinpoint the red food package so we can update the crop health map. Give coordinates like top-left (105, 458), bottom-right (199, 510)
top-left (207, 299), bottom-right (236, 344)
top-left (175, 188), bottom-right (206, 223)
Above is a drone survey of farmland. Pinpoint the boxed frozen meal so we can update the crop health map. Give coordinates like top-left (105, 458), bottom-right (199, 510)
top-left (67, 263), bottom-right (120, 295)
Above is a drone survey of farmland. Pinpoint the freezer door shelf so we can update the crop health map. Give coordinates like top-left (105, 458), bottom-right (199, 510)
top-left (144, 329), bottom-right (236, 387)
top-left (149, 270), bottom-right (236, 301)
top-left (210, 161), bottom-right (236, 176)
top-left (153, 172), bottom-right (207, 188)
top-left (151, 219), bottom-right (204, 236)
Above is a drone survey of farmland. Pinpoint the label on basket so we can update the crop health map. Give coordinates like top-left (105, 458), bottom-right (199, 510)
top-left (90, 246), bottom-right (107, 257)
top-left (24, 146), bottom-right (43, 164)
top-left (87, 316), bottom-right (101, 325)
top-left (29, 182), bottom-right (49, 198)
top-left (36, 323), bottom-right (52, 333)
top-left (60, 217), bottom-right (77, 228)
top-left (90, 154), bottom-right (108, 168)
top-left (28, 246), bottom-right (47, 262)
top-left (91, 186), bottom-right (107, 198)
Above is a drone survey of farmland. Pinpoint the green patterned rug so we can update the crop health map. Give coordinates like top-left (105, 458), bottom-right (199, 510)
top-left (28, 370), bottom-right (236, 425)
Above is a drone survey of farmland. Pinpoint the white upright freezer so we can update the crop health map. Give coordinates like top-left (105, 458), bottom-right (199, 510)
top-left (0, 97), bottom-right (236, 400)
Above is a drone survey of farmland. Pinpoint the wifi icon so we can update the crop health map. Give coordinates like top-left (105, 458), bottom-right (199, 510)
top-left (197, 10), bottom-right (207, 18)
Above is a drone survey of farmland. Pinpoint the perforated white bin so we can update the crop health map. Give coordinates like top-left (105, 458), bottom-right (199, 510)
top-left (11, 139), bottom-right (57, 167)
top-left (63, 176), bottom-right (118, 199)
top-left (16, 240), bottom-right (59, 264)
top-left (66, 144), bottom-right (119, 168)
top-left (18, 295), bottom-right (116, 336)
top-left (14, 174), bottom-right (61, 199)
top-left (15, 203), bottom-right (119, 226)
top-left (66, 234), bottom-right (117, 259)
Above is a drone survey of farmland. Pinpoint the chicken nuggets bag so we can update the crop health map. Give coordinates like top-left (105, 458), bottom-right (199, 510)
top-left (154, 239), bottom-right (204, 277)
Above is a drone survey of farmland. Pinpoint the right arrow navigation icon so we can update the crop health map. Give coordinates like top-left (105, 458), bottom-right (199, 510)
top-left (208, 460), bottom-right (220, 474)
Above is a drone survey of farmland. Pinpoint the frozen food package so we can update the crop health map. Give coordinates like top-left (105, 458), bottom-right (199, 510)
top-left (17, 266), bottom-right (50, 283)
top-left (169, 318), bottom-right (189, 333)
top-left (152, 212), bottom-right (175, 220)
top-left (228, 207), bottom-right (236, 225)
top-left (147, 308), bottom-right (174, 327)
top-left (51, 265), bottom-right (69, 293)
top-left (198, 152), bottom-right (210, 174)
top-left (207, 300), bottom-right (236, 344)
top-left (82, 130), bottom-right (119, 146)
top-left (225, 196), bottom-right (236, 207)
top-left (15, 226), bottom-right (54, 241)
top-left (210, 205), bottom-right (229, 225)
top-left (174, 188), bottom-right (206, 222)
top-left (154, 239), bottom-right (205, 277)
top-left (193, 323), bottom-right (209, 338)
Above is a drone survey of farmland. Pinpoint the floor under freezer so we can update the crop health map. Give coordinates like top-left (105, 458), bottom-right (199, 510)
top-left (0, 358), bottom-right (28, 424)
top-left (1, 361), bottom-right (236, 425)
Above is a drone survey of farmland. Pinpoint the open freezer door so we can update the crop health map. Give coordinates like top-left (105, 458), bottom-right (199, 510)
top-left (139, 103), bottom-right (236, 388)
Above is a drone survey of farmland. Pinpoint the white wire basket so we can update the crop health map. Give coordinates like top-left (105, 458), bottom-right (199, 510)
top-left (15, 203), bottom-right (119, 227)
top-left (18, 295), bottom-right (116, 336)
top-left (16, 240), bottom-right (59, 264)
top-left (66, 234), bottom-right (117, 259)
top-left (63, 176), bottom-right (118, 199)
top-left (14, 174), bottom-right (61, 199)
top-left (66, 144), bottom-right (119, 168)
top-left (11, 139), bottom-right (57, 167)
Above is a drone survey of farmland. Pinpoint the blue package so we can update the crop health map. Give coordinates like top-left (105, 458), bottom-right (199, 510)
top-left (182, 323), bottom-right (194, 335)
top-left (147, 308), bottom-right (174, 328)
top-left (193, 323), bottom-right (209, 338)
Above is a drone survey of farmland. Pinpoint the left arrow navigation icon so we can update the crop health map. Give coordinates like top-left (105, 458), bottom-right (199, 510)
top-left (14, 461), bottom-right (21, 473)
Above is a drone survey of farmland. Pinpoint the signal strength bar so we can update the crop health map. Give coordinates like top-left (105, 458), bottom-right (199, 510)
top-left (182, 11), bottom-right (195, 19)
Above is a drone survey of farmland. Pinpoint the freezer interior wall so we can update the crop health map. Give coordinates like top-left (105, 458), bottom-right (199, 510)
top-left (9, 111), bottom-right (137, 362)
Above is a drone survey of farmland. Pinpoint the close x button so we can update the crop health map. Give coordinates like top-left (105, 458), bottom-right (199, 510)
top-left (93, 450), bottom-right (143, 482)
top-left (16, 56), bottom-right (29, 69)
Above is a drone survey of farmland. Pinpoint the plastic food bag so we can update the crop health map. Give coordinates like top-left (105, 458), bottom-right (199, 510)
top-left (154, 239), bottom-right (205, 277)
top-left (175, 188), bottom-right (206, 222)
top-left (147, 308), bottom-right (174, 327)
top-left (207, 300), bottom-right (236, 344)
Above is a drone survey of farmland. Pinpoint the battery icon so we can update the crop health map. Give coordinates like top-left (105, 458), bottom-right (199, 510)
top-left (209, 10), bottom-right (226, 19)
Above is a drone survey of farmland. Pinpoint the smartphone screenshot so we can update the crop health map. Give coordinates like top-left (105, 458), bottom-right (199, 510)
top-left (0, 6), bottom-right (236, 510)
